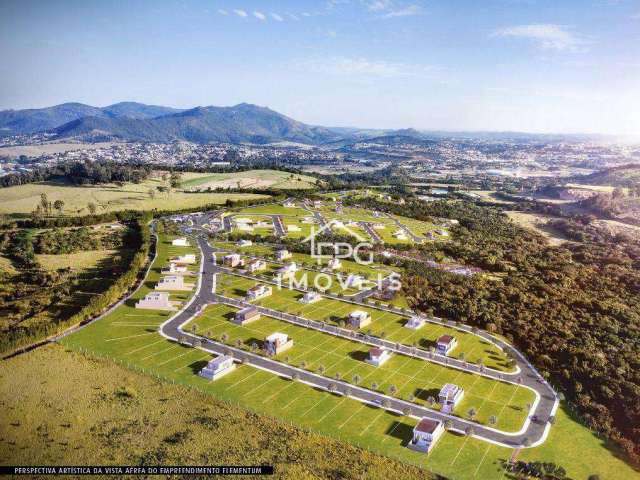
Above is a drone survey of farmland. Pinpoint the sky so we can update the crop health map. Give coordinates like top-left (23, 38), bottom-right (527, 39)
top-left (1, 0), bottom-right (639, 135)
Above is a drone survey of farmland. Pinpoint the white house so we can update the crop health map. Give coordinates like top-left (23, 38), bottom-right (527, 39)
top-left (276, 262), bottom-right (298, 277)
top-left (155, 275), bottom-right (193, 291)
top-left (438, 383), bottom-right (464, 413)
top-left (408, 418), bottom-right (445, 453)
top-left (233, 306), bottom-right (260, 325)
top-left (264, 332), bottom-right (293, 356)
top-left (135, 292), bottom-right (175, 310)
top-left (276, 249), bottom-right (292, 261)
top-left (405, 316), bottom-right (426, 330)
top-left (392, 230), bottom-right (408, 241)
top-left (287, 224), bottom-right (301, 233)
top-left (171, 237), bottom-right (189, 247)
top-left (345, 274), bottom-right (365, 288)
top-left (373, 223), bottom-right (387, 230)
top-left (327, 258), bottom-right (342, 270)
top-left (199, 355), bottom-right (236, 380)
top-left (299, 290), bottom-right (321, 304)
top-left (162, 262), bottom-right (188, 274)
top-left (436, 335), bottom-right (458, 355)
top-left (247, 259), bottom-right (266, 272)
top-left (246, 284), bottom-right (272, 301)
top-left (366, 347), bottom-right (391, 367)
top-left (237, 239), bottom-right (253, 247)
top-left (283, 200), bottom-right (296, 208)
top-left (348, 310), bottom-right (371, 329)
top-left (223, 253), bottom-right (242, 267)
top-left (173, 253), bottom-right (196, 265)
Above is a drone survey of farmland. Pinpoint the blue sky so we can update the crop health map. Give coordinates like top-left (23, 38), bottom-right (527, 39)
top-left (1, 0), bottom-right (639, 135)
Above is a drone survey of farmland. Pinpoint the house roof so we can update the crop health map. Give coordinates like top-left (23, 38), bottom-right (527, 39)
top-left (439, 383), bottom-right (461, 399)
top-left (437, 334), bottom-right (454, 345)
top-left (369, 347), bottom-right (384, 357)
top-left (414, 418), bottom-right (442, 434)
top-left (237, 306), bottom-right (258, 316)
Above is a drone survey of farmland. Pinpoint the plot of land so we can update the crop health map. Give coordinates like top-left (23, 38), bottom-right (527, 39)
top-left (0, 178), bottom-right (266, 216)
top-left (36, 249), bottom-right (119, 272)
top-left (181, 170), bottom-right (318, 190)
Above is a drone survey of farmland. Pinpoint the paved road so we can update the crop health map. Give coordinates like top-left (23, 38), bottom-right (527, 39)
top-left (383, 213), bottom-right (424, 243)
top-left (158, 227), bottom-right (559, 449)
top-left (271, 215), bottom-right (286, 237)
top-left (360, 221), bottom-right (383, 244)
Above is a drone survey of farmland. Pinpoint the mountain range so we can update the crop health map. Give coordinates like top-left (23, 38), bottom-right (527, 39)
top-left (0, 102), bottom-right (349, 145)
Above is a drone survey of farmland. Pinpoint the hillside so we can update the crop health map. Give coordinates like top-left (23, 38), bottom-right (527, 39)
top-left (53, 103), bottom-right (342, 144)
top-left (572, 164), bottom-right (640, 188)
top-left (0, 102), bottom-right (182, 136)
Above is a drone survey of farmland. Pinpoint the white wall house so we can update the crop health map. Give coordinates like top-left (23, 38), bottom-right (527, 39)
top-left (393, 230), bottom-right (408, 241)
top-left (438, 383), bottom-right (464, 413)
top-left (408, 418), bottom-right (445, 453)
top-left (436, 335), bottom-right (458, 355)
top-left (155, 275), bottom-right (193, 291)
top-left (299, 291), bottom-right (321, 304)
top-left (135, 292), bottom-right (175, 310)
top-left (264, 332), bottom-right (293, 356)
top-left (233, 306), bottom-right (261, 325)
top-left (405, 316), bottom-right (426, 330)
top-left (327, 258), bottom-right (342, 270)
top-left (345, 274), bottom-right (365, 288)
top-left (171, 237), bottom-right (189, 247)
top-left (348, 310), bottom-right (371, 329)
top-left (223, 254), bottom-right (242, 267)
top-left (246, 284), bottom-right (272, 301)
top-left (366, 347), bottom-right (391, 367)
top-left (162, 262), bottom-right (189, 274)
top-left (237, 239), bottom-right (253, 247)
top-left (173, 253), bottom-right (196, 265)
top-left (287, 224), bottom-right (301, 232)
top-left (199, 355), bottom-right (236, 380)
top-left (276, 249), bottom-right (292, 261)
top-left (276, 262), bottom-right (298, 277)
top-left (247, 259), bottom-right (266, 272)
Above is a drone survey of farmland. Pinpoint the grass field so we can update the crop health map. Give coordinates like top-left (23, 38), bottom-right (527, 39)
top-left (57, 233), bottom-right (640, 480)
top-left (505, 212), bottom-right (571, 246)
top-left (215, 273), bottom-right (512, 371)
top-left (235, 204), bottom-right (310, 217)
top-left (188, 303), bottom-right (533, 432)
top-left (180, 170), bottom-right (319, 190)
top-left (36, 249), bottom-right (119, 271)
top-left (0, 178), bottom-right (267, 216)
top-left (0, 344), bottom-right (434, 480)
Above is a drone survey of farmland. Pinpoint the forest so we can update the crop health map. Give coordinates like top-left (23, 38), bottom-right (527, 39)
top-left (347, 195), bottom-right (640, 466)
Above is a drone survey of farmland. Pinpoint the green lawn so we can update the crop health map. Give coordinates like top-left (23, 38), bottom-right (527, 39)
top-left (187, 304), bottom-right (533, 432)
top-left (180, 169), bottom-right (318, 190)
top-left (0, 178), bottom-right (267, 216)
top-left (58, 230), bottom-right (639, 480)
top-left (215, 273), bottom-right (513, 372)
top-left (235, 204), bottom-right (310, 217)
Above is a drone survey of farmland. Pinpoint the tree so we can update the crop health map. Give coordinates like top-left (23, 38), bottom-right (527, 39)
top-left (389, 384), bottom-right (397, 396)
top-left (352, 374), bottom-right (361, 385)
top-left (148, 188), bottom-right (156, 199)
top-left (467, 407), bottom-right (477, 421)
top-left (53, 199), bottom-right (65, 215)
top-left (371, 382), bottom-right (379, 391)
top-left (40, 193), bottom-right (49, 215)
top-left (488, 415), bottom-right (497, 426)
top-left (87, 202), bottom-right (97, 215)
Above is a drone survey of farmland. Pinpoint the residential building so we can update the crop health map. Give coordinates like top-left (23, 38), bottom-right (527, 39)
top-left (327, 258), bottom-right (341, 270)
top-left (408, 418), bottom-right (445, 453)
top-left (246, 284), bottom-right (272, 301)
top-left (436, 335), bottom-right (458, 355)
top-left (345, 274), bottom-right (365, 288)
top-left (155, 275), bottom-right (193, 291)
top-left (233, 306), bottom-right (260, 325)
top-left (287, 224), bottom-right (301, 232)
top-left (199, 355), bottom-right (236, 380)
top-left (223, 253), bottom-right (242, 267)
top-left (276, 262), bottom-right (298, 277)
top-left (173, 253), bottom-right (196, 265)
top-left (405, 316), bottom-right (426, 330)
top-left (283, 200), bottom-right (296, 208)
top-left (348, 310), bottom-right (371, 329)
top-left (276, 249), bottom-right (292, 261)
top-left (366, 347), bottom-right (391, 367)
top-left (438, 384), bottom-right (464, 413)
top-left (299, 290), bottom-right (321, 304)
top-left (162, 262), bottom-right (188, 274)
top-left (247, 259), bottom-right (266, 272)
top-left (393, 230), bottom-right (408, 241)
top-left (135, 292), bottom-right (175, 310)
top-left (237, 239), bottom-right (253, 247)
top-left (171, 237), bottom-right (190, 247)
top-left (264, 332), bottom-right (293, 356)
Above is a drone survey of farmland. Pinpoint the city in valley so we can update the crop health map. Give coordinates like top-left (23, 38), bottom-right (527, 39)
top-left (1, 1), bottom-right (639, 480)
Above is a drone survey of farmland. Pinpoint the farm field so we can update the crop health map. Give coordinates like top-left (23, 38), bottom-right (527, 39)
top-left (56, 224), bottom-right (639, 480)
top-left (180, 169), bottom-right (319, 190)
top-left (188, 304), bottom-right (533, 432)
top-left (36, 249), bottom-right (119, 271)
top-left (0, 344), bottom-right (431, 480)
top-left (215, 273), bottom-right (512, 371)
top-left (0, 177), bottom-right (266, 216)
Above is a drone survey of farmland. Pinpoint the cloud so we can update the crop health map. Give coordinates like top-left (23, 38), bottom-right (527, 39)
top-left (380, 4), bottom-right (422, 18)
top-left (366, 0), bottom-right (393, 12)
top-left (631, 11), bottom-right (640, 19)
top-left (253, 11), bottom-right (266, 20)
top-left (287, 13), bottom-right (300, 20)
top-left (492, 24), bottom-right (589, 52)
top-left (218, 9), bottom-right (228, 16)
top-left (271, 13), bottom-right (284, 21)
top-left (233, 9), bottom-right (248, 18)
top-left (296, 57), bottom-right (436, 78)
